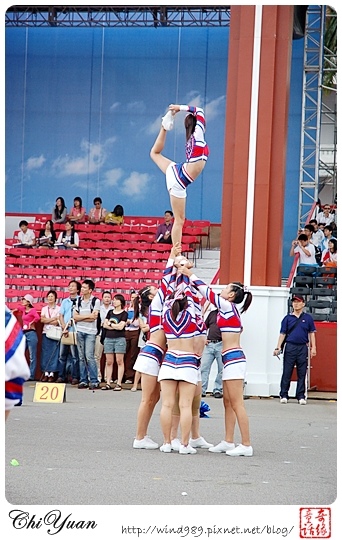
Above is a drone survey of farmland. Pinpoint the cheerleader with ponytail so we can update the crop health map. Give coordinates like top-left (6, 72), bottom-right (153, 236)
top-left (179, 267), bottom-right (254, 457)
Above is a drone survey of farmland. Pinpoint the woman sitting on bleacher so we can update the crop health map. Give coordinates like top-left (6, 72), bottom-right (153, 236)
top-left (104, 204), bottom-right (124, 225)
top-left (321, 238), bottom-right (337, 267)
top-left (68, 196), bottom-right (86, 224)
top-left (52, 197), bottom-right (68, 224)
top-left (56, 220), bottom-right (79, 249)
top-left (37, 220), bottom-right (56, 249)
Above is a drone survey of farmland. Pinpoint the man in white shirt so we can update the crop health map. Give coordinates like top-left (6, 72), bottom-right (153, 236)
top-left (317, 204), bottom-right (335, 226)
top-left (309, 219), bottom-right (324, 247)
top-left (73, 279), bottom-right (101, 390)
top-left (290, 233), bottom-right (318, 266)
top-left (17, 220), bottom-right (36, 247)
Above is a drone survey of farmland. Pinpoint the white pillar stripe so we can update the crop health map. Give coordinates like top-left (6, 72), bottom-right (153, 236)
top-left (244, 5), bottom-right (263, 286)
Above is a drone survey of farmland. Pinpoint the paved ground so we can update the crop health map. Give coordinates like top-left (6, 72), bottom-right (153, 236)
top-left (5, 382), bottom-right (336, 508)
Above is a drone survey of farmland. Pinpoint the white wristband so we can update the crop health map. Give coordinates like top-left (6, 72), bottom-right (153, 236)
top-left (179, 105), bottom-right (188, 112)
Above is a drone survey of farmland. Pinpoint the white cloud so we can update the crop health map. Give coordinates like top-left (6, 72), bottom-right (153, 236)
top-left (52, 139), bottom-right (106, 177)
top-left (184, 91), bottom-right (202, 107)
top-left (146, 93), bottom-right (225, 135)
top-left (103, 168), bottom-right (124, 187)
top-left (120, 171), bottom-right (151, 197)
top-left (110, 102), bottom-right (120, 112)
top-left (127, 100), bottom-right (146, 113)
top-left (26, 155), bottom-right (46, 170)
top-left (104, 136), bottom-right (117, 147)
top-left (70, 180), bottom-right (89, 190)
top-left (205, 95), bottom-right (226, 121)
top-left (147, 114), bottom-right (163, 134)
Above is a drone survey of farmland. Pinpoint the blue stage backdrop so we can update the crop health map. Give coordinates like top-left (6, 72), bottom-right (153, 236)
top-left (6, 26), bottom-right (304, 276)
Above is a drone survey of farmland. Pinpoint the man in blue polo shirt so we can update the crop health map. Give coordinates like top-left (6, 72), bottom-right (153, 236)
top-left (273, 294), bottom-right (316, 405)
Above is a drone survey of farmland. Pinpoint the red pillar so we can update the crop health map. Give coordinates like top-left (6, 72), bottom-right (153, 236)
top-left (220, 5), bottom-right (294, 286)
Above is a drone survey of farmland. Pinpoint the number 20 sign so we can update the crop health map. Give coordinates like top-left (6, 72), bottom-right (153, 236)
top-left (33, 383), bottom-right (66, 404)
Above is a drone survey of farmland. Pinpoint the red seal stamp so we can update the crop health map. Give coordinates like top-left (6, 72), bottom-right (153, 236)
top-left (300, 508), bottom-right (331, 538)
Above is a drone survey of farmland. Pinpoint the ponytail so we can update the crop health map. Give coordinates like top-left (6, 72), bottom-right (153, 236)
top-left (184, 114), bottom-right (196, 142)
top-left (230, 282), bottom-right (253, 313)
top-left (171, 295), bottom-right (188, 321)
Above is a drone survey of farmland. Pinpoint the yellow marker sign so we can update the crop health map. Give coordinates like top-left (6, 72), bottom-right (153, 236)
top-left (33, 383), bottom-right (66, 403)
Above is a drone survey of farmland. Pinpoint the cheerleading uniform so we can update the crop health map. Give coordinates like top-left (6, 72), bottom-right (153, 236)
top-left (158, 274), bottom-right (200, 385)
top-left (165, 105), bottom-right (209, 199)
top-left (189, 275), bottom-right (247, 381)
top-left (133, 259), bottom-right (177, 377)
top-left (181, 106), bottom-right (209, 164)
top-left (5, 307), bottom-right (30, 411)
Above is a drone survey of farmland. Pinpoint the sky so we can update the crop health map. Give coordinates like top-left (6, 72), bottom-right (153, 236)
top-left (5, 25), bottom-right (229, 221)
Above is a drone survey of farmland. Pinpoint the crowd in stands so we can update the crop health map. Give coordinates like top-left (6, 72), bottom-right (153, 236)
top-left (13, 199), bottom-right (177, 249)
top-left (289, 201), bottom-right (337, 322)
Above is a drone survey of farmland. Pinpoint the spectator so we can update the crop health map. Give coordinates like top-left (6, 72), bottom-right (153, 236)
top-left (16, 220), bottom-right (36, 247)
top-left (124, 290), bottom-right (141, 385)
top-left (88, 197), bottom-right (107, 225)
top-left (56, 220), bottom-right (80, 249)
top-left (73, 279), bottom-right (101, 390)
top-left (37, 219), bottom-right (56, 249)
top-left (5, 306), bottom-right (30, 418)
top-left (95, 290), bottom-right (113, 382)
top-left (102, 294), bottom-right (128, 391)
top-left (104, 204), bottom-right (124, 225)
top-left (154, 210), bottom-right (173, 244)
top-left (290, 233), bottom-right (318, 267)
top-left (273, 294), bottom-right (316, 405)
top-left (303, 223), bottom-right (322, 265)
top-left (321, 238), bottom-right (337, 267)
top-left (52, 197), bottom-right (68, 224)
top-left (68, 196), bottom-right (86, 224)
top-left (320, 225), bottom-right (337, 252)
top-left (56, 280), bottom-right (81, 385)
top-left (317, 204), bottom-right (335, 226)
top-left (40, 290), bottom-right (61, 382)
top-left (200, 302), bottom-right (223, 398)
top-left (309, 219), bottom-right (324, 248)
top-left (14, 294), bottom-right (40, 380)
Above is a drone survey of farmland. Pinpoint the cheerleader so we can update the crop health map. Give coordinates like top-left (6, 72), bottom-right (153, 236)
top-left (169, 266), bottom-right (213, 451)
top-left (158, 272), bottom-right (202, 454)
top-left (150, 103), bottom-right (209, 246)
top-left (179, 266), bottom-right (254, 457)
top-left (132, 243), bottom-right (180, 450)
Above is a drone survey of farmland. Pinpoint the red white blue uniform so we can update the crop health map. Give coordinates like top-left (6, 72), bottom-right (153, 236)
top-left (180, 105), bottom-right (210, 163)
top-left (189, 276), bottom-right (247, 380)
top-left (5, 306), bottom-right (30, 410)
top-left (158, 274), bottom-right (200, 385)
top-left (133, 259), bottom-right (177, 377)
top-left (165, 105), bottom-right (209, 198)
